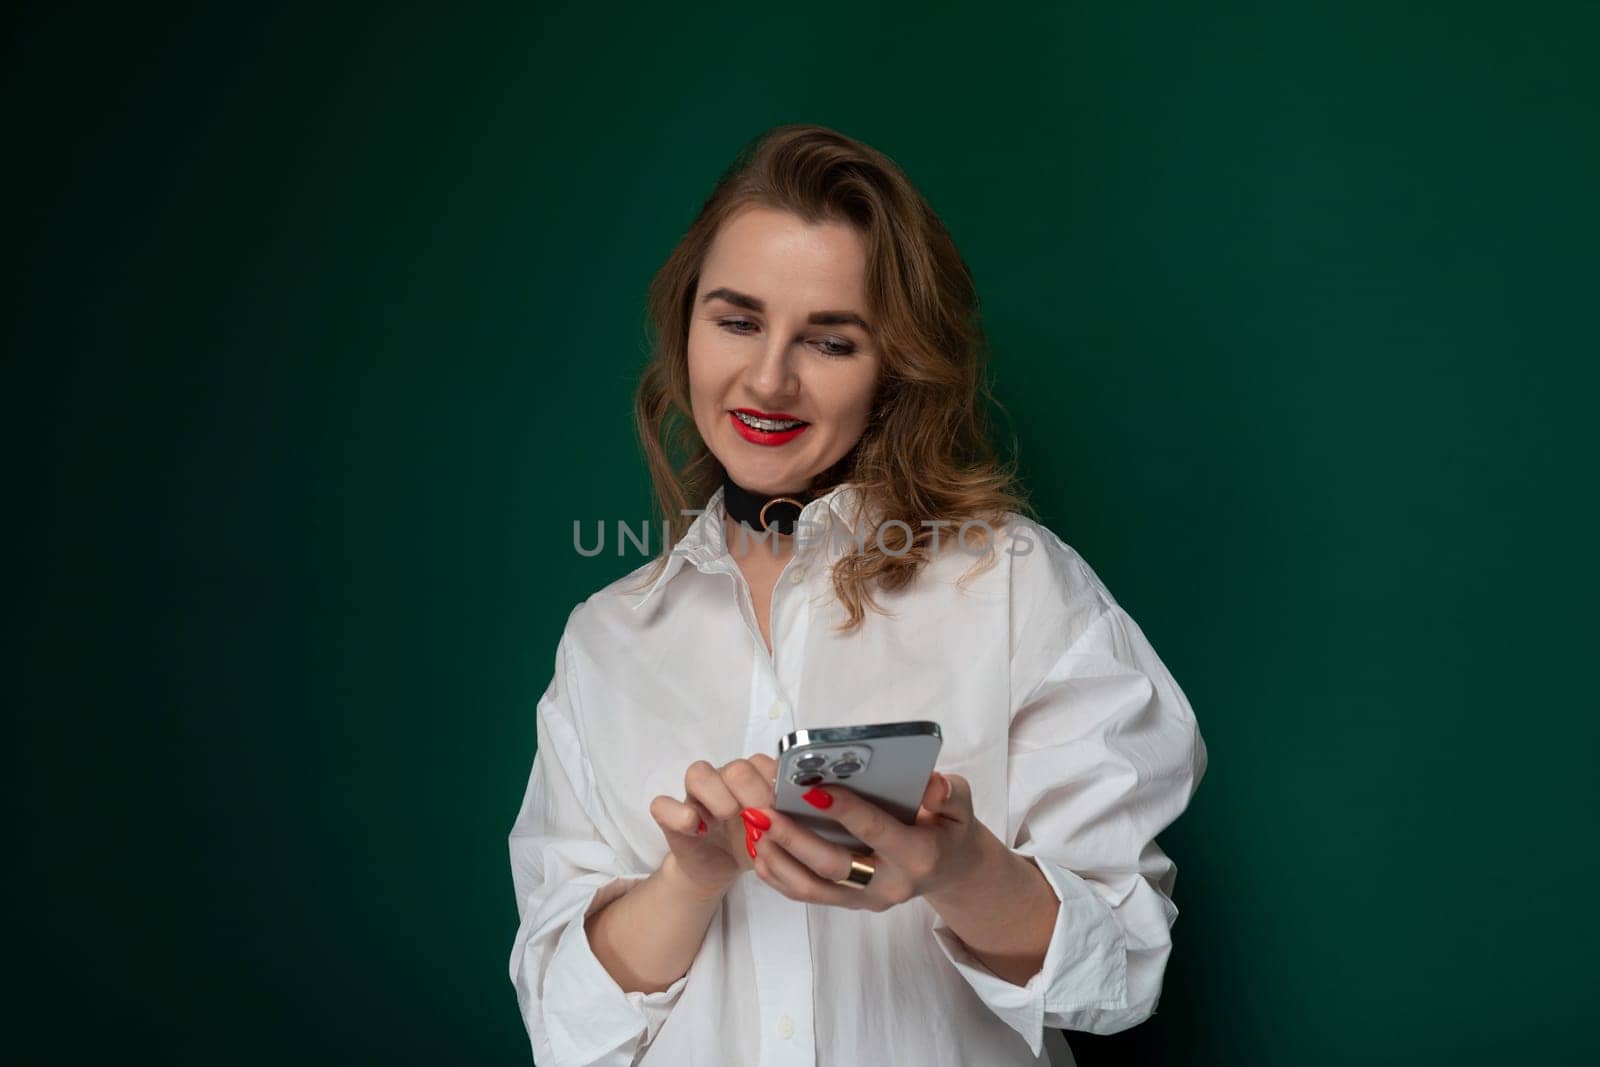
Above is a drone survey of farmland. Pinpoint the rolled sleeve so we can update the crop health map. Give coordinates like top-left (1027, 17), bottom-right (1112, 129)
top-left (528, 852), bottom-right (689, 1065)
top-left (930, 852), bottom-right (1130, 1056)
top-left (508, 624), bottom-right (690, 1065)
top-left (936, 545), bottom-right (1208, 1054)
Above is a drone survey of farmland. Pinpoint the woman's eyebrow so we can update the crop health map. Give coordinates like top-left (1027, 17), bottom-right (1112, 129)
top-left (701, 286), bottom-right (872, 333)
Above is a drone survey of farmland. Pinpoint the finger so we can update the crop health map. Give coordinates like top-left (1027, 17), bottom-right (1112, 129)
top-left (680, 793), bottom-right (715, 834)
top-left (754, 832), bottom-right (868, 909)
top-left (748, 752), bottom-right (778, 783)
top-left (719, 757), bottom-right (777, 810)
top-left (650, 794), bottom-right (709, 837)
top-left (932, 772), bottom-right (973, 822)
top-left (750, 807), bottom-right (859, 886)
top-left (685, 759), bottom-right (743, 821)
top-left (799, 783), bottom-right (914, 858)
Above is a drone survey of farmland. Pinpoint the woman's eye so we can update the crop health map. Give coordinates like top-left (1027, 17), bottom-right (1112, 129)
top-left (716, 318), bottom-right (855, 357)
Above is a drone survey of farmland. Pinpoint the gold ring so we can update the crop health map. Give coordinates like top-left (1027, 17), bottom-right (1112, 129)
top-left (758, 496), bottom-right (805, 530)
top-left (833, 855), bottom-right (876, 890)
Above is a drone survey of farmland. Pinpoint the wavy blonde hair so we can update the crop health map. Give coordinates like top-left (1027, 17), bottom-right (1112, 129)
top-left (629, 122), bottom-right (1035, 634)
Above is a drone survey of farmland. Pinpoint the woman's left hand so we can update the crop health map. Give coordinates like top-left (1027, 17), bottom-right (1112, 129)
top-left (744, 771), bottom-right (991, 912)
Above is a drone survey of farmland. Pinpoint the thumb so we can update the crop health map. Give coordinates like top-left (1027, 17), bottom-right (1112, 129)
top-left (921, 771), bottom-right (954, 813)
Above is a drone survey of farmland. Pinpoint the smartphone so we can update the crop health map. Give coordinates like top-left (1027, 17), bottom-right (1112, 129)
top-left (773, 720), bottom-right (943, 852)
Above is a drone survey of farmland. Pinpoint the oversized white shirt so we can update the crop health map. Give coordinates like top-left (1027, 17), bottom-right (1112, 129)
top-left (508, 480), bottom-right (1208, 1066)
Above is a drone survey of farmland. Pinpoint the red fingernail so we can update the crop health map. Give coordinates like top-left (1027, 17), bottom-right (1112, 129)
top-left (696, 818), bottom-right (707, 835)
top-left (741, 808), bottom-right (772, 830)
top-left (746, 826), bottom-right (759, 859)
top-left (802, 788), bottom-right (833, 809)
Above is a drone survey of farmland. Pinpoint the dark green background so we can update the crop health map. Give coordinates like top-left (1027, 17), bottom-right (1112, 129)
top-left (14, 2), bottom-right (1597, 1063)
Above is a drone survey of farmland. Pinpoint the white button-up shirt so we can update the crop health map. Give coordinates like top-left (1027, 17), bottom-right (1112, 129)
top-left (508, 480), bottom-right (1208, 1066)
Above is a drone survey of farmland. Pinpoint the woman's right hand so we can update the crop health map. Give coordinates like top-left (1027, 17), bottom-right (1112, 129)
top-left (650, 754), bottom-right (779, 902)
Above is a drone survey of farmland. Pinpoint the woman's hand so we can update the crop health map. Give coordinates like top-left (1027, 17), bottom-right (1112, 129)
top-left (746, 771), bottom-right (992, 912)
top-left (650, 754), bottom-right (780, 902)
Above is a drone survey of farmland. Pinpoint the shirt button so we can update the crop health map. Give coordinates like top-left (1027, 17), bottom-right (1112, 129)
top-left (777, 1015), bottom-right (794, 1038)
top-left (768, 699), bottom-right (788, 720)
top-left (789, 566), bottom-right (806, 585)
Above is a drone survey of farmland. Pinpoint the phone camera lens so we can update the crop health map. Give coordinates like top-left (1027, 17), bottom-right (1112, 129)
top-left (796, 754), bottom-right (826, 771)
top-left (830, 760), bottom-right (862, 776)
top-left (791, 771), bottom-right (825, 786)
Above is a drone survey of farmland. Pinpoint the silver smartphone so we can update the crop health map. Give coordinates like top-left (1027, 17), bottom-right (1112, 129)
top-left (774, 721), bottom-right (943, 852)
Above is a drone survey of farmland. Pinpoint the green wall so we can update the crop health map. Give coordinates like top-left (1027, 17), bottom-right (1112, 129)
top-left (15, 2), bottom-right (1597, 1063)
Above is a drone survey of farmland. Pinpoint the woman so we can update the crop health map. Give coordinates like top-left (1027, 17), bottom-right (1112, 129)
top-left (508, 124), bottom-right (1208, 1067)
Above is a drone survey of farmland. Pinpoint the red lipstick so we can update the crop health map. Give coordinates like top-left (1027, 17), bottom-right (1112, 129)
top-left (729, 409), bottom-right (809, 447)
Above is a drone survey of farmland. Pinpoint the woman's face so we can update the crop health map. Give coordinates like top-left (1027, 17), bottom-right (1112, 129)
top-left (688, 204), bottom-right (882, 496)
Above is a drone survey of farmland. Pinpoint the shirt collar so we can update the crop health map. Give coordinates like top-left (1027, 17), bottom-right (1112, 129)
top-left (628, 480), bottom-right (874, 613)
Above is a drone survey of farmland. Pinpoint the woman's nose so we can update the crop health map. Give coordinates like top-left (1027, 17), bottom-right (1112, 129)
top-left (748, 338), bottom-right (800, 398)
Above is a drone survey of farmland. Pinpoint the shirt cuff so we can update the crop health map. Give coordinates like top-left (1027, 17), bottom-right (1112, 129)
top-left (929, 852), bottom-right (1129, 1057)
top-left (542, 874), bottom-right (692, 1064)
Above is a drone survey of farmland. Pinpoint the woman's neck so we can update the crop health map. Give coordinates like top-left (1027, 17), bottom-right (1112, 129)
top-left (722, 510), bottom-right (796, 567)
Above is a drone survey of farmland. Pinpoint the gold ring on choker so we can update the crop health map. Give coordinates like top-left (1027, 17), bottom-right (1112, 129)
top-left (758, 496), bottom-right (805, 531)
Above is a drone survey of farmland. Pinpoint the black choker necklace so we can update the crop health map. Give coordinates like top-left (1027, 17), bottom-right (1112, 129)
top-left (721, 471), bottom-right (818, 535)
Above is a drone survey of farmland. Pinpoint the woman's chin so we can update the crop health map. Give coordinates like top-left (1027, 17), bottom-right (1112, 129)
top-left (722, 459), bottom-right (816, 495)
